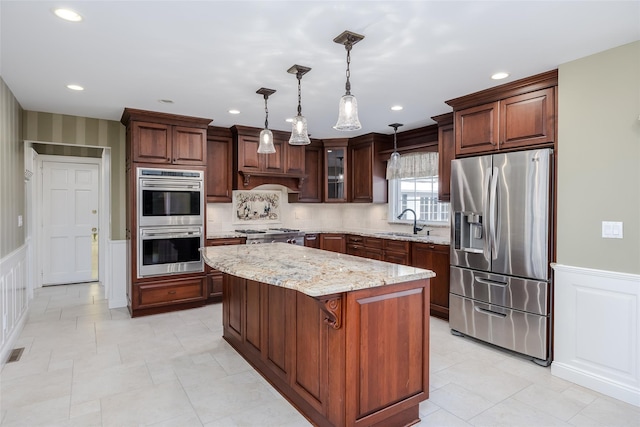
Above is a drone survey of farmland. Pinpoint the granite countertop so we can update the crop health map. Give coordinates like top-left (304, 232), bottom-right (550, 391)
top-left (201, 243), bottom-right (435, 297)
top-left (207, 229), bottom-right (450, 245)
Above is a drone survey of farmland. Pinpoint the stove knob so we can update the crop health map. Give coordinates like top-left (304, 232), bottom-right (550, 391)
top-left (272, 239), bottom-right (278, 244)
top-left (251, 241), bottom-right (260, 245)
top-left (290, 239), bottom-right (297, 245)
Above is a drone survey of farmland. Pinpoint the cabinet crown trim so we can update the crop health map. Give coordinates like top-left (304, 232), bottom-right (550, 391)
top-left (445, 69), bottom-right (558, 110)
top-left (121, 108), bottom-right (212, 128)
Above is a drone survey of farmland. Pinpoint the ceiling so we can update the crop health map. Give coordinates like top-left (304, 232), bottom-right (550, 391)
top-left (1, 1), bottom-right (638, 139)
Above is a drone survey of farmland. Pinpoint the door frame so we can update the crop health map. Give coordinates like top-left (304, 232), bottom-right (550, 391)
top-left (27, 142), bottom-right (111, 297)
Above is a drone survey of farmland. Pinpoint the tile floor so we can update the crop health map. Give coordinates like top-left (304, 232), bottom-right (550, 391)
top-left (1, 283), bottom-right (639, 426)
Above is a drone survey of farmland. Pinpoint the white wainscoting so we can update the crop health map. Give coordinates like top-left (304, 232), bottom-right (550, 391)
top-left (0, 244), bottom-right (29, 364)
top-left (107, 240), bottom-right (127, 309)
top-left (552, 264), bottom-right (640, 407)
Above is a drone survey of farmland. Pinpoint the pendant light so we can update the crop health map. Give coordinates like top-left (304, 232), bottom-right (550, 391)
top-left (256, 88), bottom-right (276, 154)
top-left (287, 64), bottom-right (311, 145)
top-left (333, 30), bottom-right (364, 131)
top-left (386, 123), bottom-right (403, 179)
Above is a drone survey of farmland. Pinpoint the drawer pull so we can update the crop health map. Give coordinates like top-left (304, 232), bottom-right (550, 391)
top-left (474, 306), bottom-right (507, 318)
top-left (168, 290), bottom-right (177, 295)
top-left (475, 277), bottom-right (507, 287)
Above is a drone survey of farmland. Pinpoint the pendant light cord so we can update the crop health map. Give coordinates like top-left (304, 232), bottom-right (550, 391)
top-left (296, 72), bottom-right (303, 116)
top-left (344, 42), bottom-right (352, 95)
top-left (264, 95), bottom-right (269, 129)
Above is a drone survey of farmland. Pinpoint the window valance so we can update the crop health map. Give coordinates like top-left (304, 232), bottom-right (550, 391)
top-left (386, 151), bottom-right (438, 180)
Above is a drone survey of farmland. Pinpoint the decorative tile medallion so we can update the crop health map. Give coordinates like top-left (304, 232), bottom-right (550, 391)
top-left (232, 190), bottom-right (281, 224)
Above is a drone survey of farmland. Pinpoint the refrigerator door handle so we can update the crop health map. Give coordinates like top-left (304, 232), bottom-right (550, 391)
top-left (482, 169), bottom-right (492, 261)
top-left (489, 167), bottom-right (499, 260)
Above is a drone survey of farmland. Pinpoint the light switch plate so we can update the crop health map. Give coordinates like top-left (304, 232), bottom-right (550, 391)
top-left (602, 221), bottom-right (623, 239)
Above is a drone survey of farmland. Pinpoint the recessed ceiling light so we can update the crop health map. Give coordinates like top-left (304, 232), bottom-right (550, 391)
top-left (391, 105), bottom-right (403, 111)
top-left (491, 72), bottom-right (510, 80)
top-left (158, 99), bottom-right (174, 104)
top-left (228, 109), bottom-right (240, 115)
top-left (66, 84), bottom-right (84, 91)
top-left (53, 8), bottom-right (83, 22)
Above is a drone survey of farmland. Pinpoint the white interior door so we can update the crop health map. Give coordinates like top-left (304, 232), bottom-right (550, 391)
top-left (42, 161), bottom-right (100, 285)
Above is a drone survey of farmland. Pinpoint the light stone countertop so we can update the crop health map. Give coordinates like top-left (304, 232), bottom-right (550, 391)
top-left (201, 243), bottom-right (435, 297)
top-left (206, 229), bottom-right (450, 245)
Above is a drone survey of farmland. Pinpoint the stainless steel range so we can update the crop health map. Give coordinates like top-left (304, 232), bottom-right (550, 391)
top-left (235, 228), bottom-right (305, 245)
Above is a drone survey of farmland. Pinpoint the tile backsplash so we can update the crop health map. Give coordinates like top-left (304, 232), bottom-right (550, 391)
top-left (206, 188), bottom-right (450, 239)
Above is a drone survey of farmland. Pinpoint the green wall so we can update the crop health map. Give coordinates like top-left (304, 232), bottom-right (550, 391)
top-left (0, 77), bottom-right (25, 258)
top-left (557, 41), bottom-right (640, 274)
top-left (22, 112), bottom-right (126, 240)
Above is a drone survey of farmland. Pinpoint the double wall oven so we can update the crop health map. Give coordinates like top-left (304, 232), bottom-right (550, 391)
top-left (137, 167), bottom-right (204, 278)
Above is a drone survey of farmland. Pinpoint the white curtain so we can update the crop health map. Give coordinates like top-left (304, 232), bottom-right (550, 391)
top-left (386, 151), bottom-right (438, 180)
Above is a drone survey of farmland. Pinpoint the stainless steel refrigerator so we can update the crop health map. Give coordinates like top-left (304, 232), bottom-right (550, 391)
top-left (449, 148), bottom-right (553, 365)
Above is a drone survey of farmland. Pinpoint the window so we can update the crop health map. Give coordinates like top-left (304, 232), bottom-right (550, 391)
top-left (389, 176), bottom-right (449, 224)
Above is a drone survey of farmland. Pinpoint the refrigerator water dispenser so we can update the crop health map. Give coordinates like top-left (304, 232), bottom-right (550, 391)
top-left (453, 211), bottom-right (484, 253)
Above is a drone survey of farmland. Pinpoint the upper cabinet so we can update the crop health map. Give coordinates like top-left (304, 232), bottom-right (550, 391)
top-left (447, 70), bottom-right (557, 157)
top-left (231, 125), bottom-right (305, 190)
top-left (206, 126), bottom-right (233, 202)
top-left (323, 139), bottom-right (348, 203)
top-left (121, 108), bottom-right (211, 166)
top-left (431, 112), bottom-right (454, 202)
top-left (348, 133), bottom-right (389, 203)
top-left (296, 139), bottom-right (323, 203)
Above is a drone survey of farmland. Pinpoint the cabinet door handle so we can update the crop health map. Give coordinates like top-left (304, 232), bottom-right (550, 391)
top-left (168, 290), bottom-right (177, 295)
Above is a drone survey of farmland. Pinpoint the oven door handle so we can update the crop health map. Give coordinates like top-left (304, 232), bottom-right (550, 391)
top-left (141, 229), bottom-right (201, 238)
top-left (140, 180), bottom-right (201, 190)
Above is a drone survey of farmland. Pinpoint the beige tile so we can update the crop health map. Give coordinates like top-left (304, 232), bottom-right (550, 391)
top-left (210, 399), bottom-right (312, 427)
top-left (428, 382), bottom-right (495, 421)
top-left (69, 399), bottom-right (100, 419)
top-left (0, 395), bottom-right (70, 426)
top-left (513, 383), bottom-right (589, 421)
top-left (470, 397), bottom-right (571, 426)
top-left (187, 371), bottom-right (276, 423)
top-left (575, 396), bottom-right (640, 426)
top-left (100, 380), bottom-right (196, 427)
top-left (70, 360), bottom-right (152, 404)
top-left (415, 408), bottom-right (472, 427)
top-left (0, 367), bottom-right (72, 410)
top-left (148, 414), bottom-right (204, 427)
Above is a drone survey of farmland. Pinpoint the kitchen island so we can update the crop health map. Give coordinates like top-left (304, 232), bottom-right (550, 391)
top-left (201, 243), bottom-right (434, 427)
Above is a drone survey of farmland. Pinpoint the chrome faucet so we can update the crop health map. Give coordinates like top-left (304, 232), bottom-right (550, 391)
top-left (397, 208), bottom-right (424, 234)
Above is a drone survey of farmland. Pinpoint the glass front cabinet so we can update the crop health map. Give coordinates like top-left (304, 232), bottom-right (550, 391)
top-left (323, 139), bottom-right (348, 202)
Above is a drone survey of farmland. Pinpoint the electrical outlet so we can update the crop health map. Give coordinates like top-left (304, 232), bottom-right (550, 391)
top-left (18, 215), bottom-right (23, 227)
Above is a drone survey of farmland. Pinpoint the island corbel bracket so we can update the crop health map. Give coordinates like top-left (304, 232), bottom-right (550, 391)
top-left (316, 294), bottom-right (343, 329)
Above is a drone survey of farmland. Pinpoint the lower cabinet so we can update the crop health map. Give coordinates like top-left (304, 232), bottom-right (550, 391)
top-left (205, 237), bottom-right (246, 302)
top-left (222, 274), bottom-right (430, 427)
top-left (134, 276), bottom-right (206, 311)
top-left (320, 233), bottom-right (346, 253)
top-left (411, 242), bottom-right (451, 320)
top-left (304, 233), bottom-right (320, 248)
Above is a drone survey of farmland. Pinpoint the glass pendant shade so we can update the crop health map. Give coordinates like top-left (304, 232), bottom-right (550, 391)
top-left (289, 115), bottom-right (310, 145)
top-left (257, 128), bottom-right (275, 154)
top-left (334, 94), bottom-right (361, 131)
top-left (387, 151), bottom-right (401, 179)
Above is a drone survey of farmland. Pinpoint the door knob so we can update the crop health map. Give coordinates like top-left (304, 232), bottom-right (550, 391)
top-left (91, 227), bottom-right (97, 232)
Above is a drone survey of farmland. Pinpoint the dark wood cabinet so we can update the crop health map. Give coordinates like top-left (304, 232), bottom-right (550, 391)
top-left (122, 107), bottom-right (211, 168)
top-left (447, 70), bottom-right (557, 157)
top-left (121, 108), bottom-right (212, 318)
top-left (205, 237), bottom-right (245, 302)
top-left (346, 235), bottom-right (383, 260)
top-left (232, 125), bottom-right (305, 190)
top-left (323, 139), bottom-right (349, 203)
top-left (320, 233), bottom-right (346, 253)
top-left (304, 233), bottom-right (320, 248)
top-left (383, 239), bottom-right (410, 265)
top-left (206, 126), bottom-right (233, 202)
top-left (348, 134), bottom-right (389, 203)
top-left (411, 242), bottom-right (450, 320)
top-left (432, 112), bottom-right (454, 202)
top-left (297, 140), bottom-right (323, 203)
top-left (500, 87), bottom-right (555, 150)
